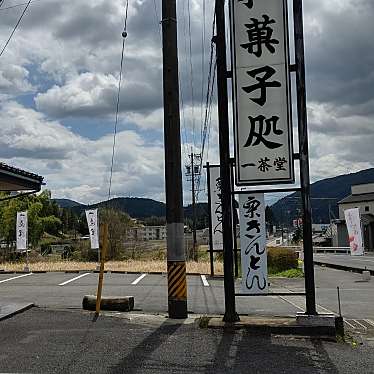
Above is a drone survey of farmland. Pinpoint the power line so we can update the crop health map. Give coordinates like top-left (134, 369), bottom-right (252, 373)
top-left (107, 0), bottom-right (129, 201)
top-left (200, 0), bottom-right (206, 146)
top-left (152, 0), bottom-right (161, 38)
top-left (196, 12), bottom-right (216, 200)
top-left (0, 0), bottom-right (42, 12)
top-left (0, 0), bottom-right (32, 58)
top-left (180, 1), bottom-right (192, 171)
top-left (187, 0), bottom-right (195, 148)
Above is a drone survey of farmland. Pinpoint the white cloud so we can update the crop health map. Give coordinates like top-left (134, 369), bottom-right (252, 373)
top-left (0, 101), bottom-right (84, 159)
top-left (0, 65), bottom-right (34, 95)
top-left (1, 0), bottom-right (374, 204)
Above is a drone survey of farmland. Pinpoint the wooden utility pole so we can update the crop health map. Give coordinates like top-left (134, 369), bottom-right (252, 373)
top-left (161, 0), bottom-right (188, 319)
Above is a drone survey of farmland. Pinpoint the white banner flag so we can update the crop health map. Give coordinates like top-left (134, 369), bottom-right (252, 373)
top-left (85, 209), bottom-right (99, 249)
top-left (239, 193), bottom-right (268, 294)
top-left (344, 208), bottom-right (364, 256)
top-left (16, 211), bottom-right (28, 251)
top-left (209, 166), bottom-right (223, 250)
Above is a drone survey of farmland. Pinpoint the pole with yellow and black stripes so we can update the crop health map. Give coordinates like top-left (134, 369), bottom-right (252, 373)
top-left (161, 0), bottom-right (188, 319)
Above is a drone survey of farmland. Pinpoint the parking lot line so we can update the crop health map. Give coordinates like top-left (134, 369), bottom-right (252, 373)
top-left (352, 319), bottom-right (368, 330)
top-left (201, 275), bottom-right (210, 287)
top-left (344, 320), bottom-right (356, 329)
top-left (0, 273), bottom-right (33, 284)
top-left (131, 274), bottom-right (147, 285)
top-left (58, 273), bottom-right (91, 286)
top-left (364, 319), bottom-right (374, 327)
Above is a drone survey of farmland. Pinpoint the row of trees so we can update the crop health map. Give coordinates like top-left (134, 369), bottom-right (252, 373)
top-left (0, 191), bottom-right (135, 261)
top-left (0, 191), bottom-right (62, 248)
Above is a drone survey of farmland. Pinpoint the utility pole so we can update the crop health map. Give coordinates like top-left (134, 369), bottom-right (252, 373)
top-left (215, 0), bottom-right (239, 322)
top-left (161, 0), bottom-right (187, 319)
top-left (185, 151), bottom-right (201, 261)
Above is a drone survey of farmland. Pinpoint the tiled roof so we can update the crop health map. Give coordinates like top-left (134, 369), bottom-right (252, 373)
top-left (0, 162), bottom-right (44, 183)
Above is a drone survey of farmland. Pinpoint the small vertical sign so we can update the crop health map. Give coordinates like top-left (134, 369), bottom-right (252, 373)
top-left (344, 208), bottom-right (364, 256)
top-left (231, 0), bottom-right (294, 185)
top-left (16, 211), bottom-right (28, 251)
top-left (239, 193), bottom-right (268, 293)
top-left (209, 166), bottom-right (224, 250)
top-left (85, 209), bottom-right (99, 249)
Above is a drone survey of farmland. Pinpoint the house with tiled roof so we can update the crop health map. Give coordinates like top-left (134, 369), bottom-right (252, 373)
top-left (0, 162), bottom-right (44, 193)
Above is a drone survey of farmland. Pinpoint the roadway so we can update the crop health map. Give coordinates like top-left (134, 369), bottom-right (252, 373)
top-left (314, 253), bottom-right (374, 273)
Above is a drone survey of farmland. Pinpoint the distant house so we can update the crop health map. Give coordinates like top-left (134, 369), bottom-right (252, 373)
top-left (332, 183), bottom-right (374, 251)
top-left (0, 162), bottom-right (44, 193)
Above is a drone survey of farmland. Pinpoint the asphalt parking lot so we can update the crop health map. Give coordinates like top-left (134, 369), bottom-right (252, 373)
top-left (2, 308), bottom-right (374, 374)
top-left (1, 266), bottom-right (374, 325)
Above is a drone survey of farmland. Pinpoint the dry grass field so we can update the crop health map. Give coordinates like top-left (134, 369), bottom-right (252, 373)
top-left (1, 259), bottom-right (223, 275)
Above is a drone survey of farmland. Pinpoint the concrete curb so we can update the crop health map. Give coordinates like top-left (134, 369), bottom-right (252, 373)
top-left (315, 261), bottom-right (374, 276)
top-left (0, 303), bottom-right (34, 322)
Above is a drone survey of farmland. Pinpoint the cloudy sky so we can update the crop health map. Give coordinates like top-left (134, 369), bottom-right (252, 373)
top-left (1, 0), bottom-right (373, 205)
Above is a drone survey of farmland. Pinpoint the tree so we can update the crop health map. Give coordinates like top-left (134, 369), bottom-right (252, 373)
top-left (99, 208), bottom-right (133, 260)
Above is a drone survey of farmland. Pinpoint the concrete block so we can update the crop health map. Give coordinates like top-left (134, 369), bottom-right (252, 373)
top-left (362, 271), bottom-right (371, 282)
top-left (82, 295), bottom-right (134, 312)
top-left (296, 313), bottom-right (336, 327)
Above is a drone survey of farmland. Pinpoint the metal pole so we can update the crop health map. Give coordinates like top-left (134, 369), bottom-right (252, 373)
top-left (215, 0), bottom-right (239, 322)
top-left (293, 0), bottom-right (317, 315)
top-left (230, 161), bottom-right (239, 278)
top-left (206, 162), bottom-right (215, 276)
top-left (191, 151), bottom-right (198, 261)
top-left (162, 0), bottom-right (187, 319)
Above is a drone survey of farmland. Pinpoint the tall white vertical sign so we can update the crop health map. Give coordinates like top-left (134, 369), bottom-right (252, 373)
top-left (85, 209), bottom-right (99, 249)
top-left (16, 211), bottom-right (28, 251)
top-left (239, 193), bottom-right (268, 293)
top-left (231, 0), bottom-right (294, 185)
top-left (209, 167), bottom-right (223, 250)
top-left (344, 208), bottom-right (364, 256)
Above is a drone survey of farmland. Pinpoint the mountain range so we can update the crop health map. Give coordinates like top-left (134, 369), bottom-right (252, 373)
top-left (54, 168), bottom-right (374, 227)
top-left (271, 168), bottom-right (374, 226)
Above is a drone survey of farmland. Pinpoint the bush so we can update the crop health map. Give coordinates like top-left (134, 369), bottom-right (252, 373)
top-left (70, 240), bottom-right (98, 262)
top-left (267, 247), bottom-right (298, 273)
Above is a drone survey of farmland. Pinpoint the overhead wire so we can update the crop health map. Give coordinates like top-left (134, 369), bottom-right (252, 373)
top-left (107, 0), bottom-right (129, 201)
top-left (196, 10), bottom-right (217, 200)
top-left (0, 0), bottom-right (32, 58)
top-left (180, 0), bottom-right (192, 170)
top-left (186, 0), bottom-right (196, 149)
top-left (200, 0), bottom-right (206, 147)
top-left (0, 0), bottom-right (42, 11)
top-left (152, 0), bottom-right (161, 38)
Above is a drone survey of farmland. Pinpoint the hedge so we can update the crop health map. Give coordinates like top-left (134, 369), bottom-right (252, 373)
top-left (267, 247), bottom-right (298, 273)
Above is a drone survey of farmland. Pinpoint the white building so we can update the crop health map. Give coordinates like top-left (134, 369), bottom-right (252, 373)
top-left (131, 225), bottom-right (167, 241)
